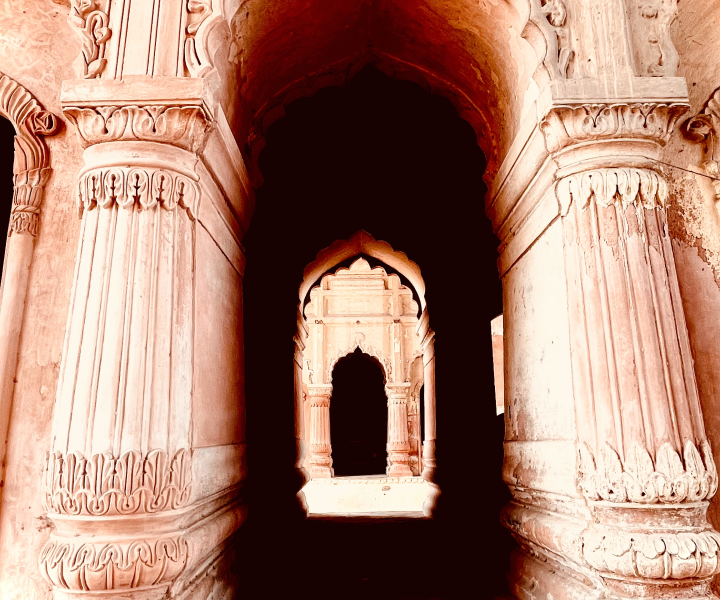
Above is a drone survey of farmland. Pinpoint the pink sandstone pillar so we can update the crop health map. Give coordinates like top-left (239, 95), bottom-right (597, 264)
top-left (307, 385), bottom-right (333, 478)
top-left (386, 383), bottom-right (413, 477)
top-left (417, 308), bottom-right (439, 515)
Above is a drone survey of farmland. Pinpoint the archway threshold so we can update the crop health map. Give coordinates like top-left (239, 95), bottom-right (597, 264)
top-left (303, 475), bottom-right (429, 514)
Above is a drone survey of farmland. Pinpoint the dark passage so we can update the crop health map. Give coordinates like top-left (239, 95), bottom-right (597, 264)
top-left (238, 65), bottom-right (512, 599)
top-left (330, 348), bottom-right (388, 477)
top-left (0, 118), bottom-right (14, 279)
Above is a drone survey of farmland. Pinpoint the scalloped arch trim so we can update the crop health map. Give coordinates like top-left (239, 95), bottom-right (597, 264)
top-left (299, 230), bottom-right (426, 309)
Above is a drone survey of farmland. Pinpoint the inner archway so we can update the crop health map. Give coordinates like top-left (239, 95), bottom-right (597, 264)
top-left (240, 64), bottom-right (510, 598)
top-left (329, 348), bottom-right (387, 477)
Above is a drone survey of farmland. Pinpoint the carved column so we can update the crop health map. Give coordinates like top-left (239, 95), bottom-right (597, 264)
top-left (293, 311), bottom-right (310, 509)
top-left (500, 93), bottom-right (720, 600)
top-left (386, 383), bottom-right (413, 477)
top-left (0, 74), bottom-right (57, 498)
top-left (38, 95), bottom-right (246, 597)
top-left (307, 385), bottom-right (333, 478)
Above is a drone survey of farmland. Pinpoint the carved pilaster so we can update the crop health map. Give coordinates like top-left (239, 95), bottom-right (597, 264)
top-left (626, 0), bottom-right (680, 77)
top-left (386, 384), bottom-right (413, 477)
top-left (307, 385), bottom-right (333, 478)
top-left (524, 0), bottom-right (574, 81)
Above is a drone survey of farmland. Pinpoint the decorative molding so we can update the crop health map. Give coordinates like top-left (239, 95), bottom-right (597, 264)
top-left (583, 527), bottom-right (720, 580)
top-left (578, 441), bottom-right (718, 504)
top-left (685, 88), bottom-right (720, 200)
top-left (306, 386), bottom-right (332, 398)
top-left (77, 166), bottom-right (200, 219)
top-left (556, 167), bottom-right (668, 214)
top-left (327, 333), bottom-right (392, 383)
top-left (525, 0), bottom-right (573, 80)
top-left (68, 0), bottom-right (112, 79)
top-left (43, 449), bottom-right (192, 516)
top-left (541, 103), bottom-right (687, 153)
top-left (629, 0), bottom-right (680, 77)
top-left (184, 0), bottom-right (214, 76)
top-left (40, 534), bottom-right (188, 591)
top-left (63, 105), bottom-right (211, 151)
top-left (0, 73), bottom-right (59, 236)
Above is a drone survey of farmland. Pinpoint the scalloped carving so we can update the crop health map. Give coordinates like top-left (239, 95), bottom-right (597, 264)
top-left (299, 230), bottom-right (425, 309)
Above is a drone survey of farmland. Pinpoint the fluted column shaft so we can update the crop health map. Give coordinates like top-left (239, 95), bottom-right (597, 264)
top-left (308, 386), bottom-right (333, 478)
top-left (386, 384), bottom-right (413, 477)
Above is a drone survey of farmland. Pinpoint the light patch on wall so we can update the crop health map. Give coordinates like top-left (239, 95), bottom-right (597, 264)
top-left (491, 314), bottom-right (504, 416)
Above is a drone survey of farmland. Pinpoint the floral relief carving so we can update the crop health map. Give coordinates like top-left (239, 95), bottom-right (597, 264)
top-left (541, 103), bottom-right (687, 153)
top-left (39, 534), bottom-right (188, 591)
top-left (556, 167), bottom-right (668, 215)
top-left (527, 0), bottom-right (573, 80)
top-left (0, 73), bottom-right (59, 236)
top-left (632, 0), bottom-right (680, 77)
top-left (77, 166), bottom-right (200, 219)
top-left (583, 527), bottom-right (720, 580)
top-left (184, 0), bottom-right (214, 75)
top-left (578, 441), bottom-right (718, 504)
top-left (68, 0), bottom-right (112, 79)
top-left (43, 449), bottom-right (192, 516)
top-left (685, 88), bottom-right (720, 201)
top-left (63, 105), bottom-right (211, 151)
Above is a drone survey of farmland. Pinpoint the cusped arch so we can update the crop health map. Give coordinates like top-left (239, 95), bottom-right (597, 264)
top-left (326, 333), bottom-right (390, 385)
top-left (299, 230), bottom-right (426, 310)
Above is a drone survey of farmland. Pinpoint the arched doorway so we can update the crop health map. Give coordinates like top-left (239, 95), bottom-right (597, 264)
top-left (239, 64), bottom-right (508, 597)
top-left (329, 348), bottom-right (387, 477)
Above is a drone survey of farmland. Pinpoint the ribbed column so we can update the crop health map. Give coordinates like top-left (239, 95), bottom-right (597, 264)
top-left (307, 385), bottom-right (333, 478)
top-left (39, 141), bottom-right (208, 597)
top-left (559, 167), bottom-right (720, 599)
top-left (386, 384), bottom-right (413, 476)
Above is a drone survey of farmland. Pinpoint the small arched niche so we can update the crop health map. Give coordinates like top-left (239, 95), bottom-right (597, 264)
top-left (296, 254), bottom-right (433, 516)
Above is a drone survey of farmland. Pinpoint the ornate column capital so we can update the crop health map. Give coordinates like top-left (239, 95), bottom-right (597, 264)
top-left (63, 104), bottom-right (211, 153)
top-left (541, 103), bottom-right (688, 154)
top-left (385, 383), bottom-right (410, 402)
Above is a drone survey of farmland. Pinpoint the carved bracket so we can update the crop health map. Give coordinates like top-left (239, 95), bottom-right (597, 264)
top-left (68, 0), bottom-right (112, 79)
top-left (0, 73), bottom-right (59, 236)
top-left (685, 88), bottom-right (720, 201)
top-left (541, 103), bottom-right (688, 154)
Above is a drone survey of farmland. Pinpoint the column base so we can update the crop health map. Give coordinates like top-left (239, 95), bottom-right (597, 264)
top-left (388, 463), bottom-right (413, 477)
top-left (310, 466), bottom-right (333, 478)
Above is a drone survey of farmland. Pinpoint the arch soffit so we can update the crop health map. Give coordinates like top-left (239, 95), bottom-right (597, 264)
top-left (196, 1), bottom-right (539, 188)
top-left (299, 230), bottom-right (426, 311)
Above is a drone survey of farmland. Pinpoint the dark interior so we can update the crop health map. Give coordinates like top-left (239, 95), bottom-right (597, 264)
top-left (329, 347), bottom-right (389, 477)
top-left (238, 64), bottom-right (512, 598)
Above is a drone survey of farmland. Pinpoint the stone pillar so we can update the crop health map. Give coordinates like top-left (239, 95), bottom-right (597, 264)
top-left (293, 311), bottom-right (310, 511)
top-left (386, 383), bottom-right (413, 477)
top-left (561, 162), bottom-right (720, 599)
top-left (498, 94), bottom-right (720, 599)
top-left (417, 308), bottom-right (439, 515)
top-left (307, 385), bottom-right (333, 478)
top-left (38, 81), bottom-right (249, 596)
